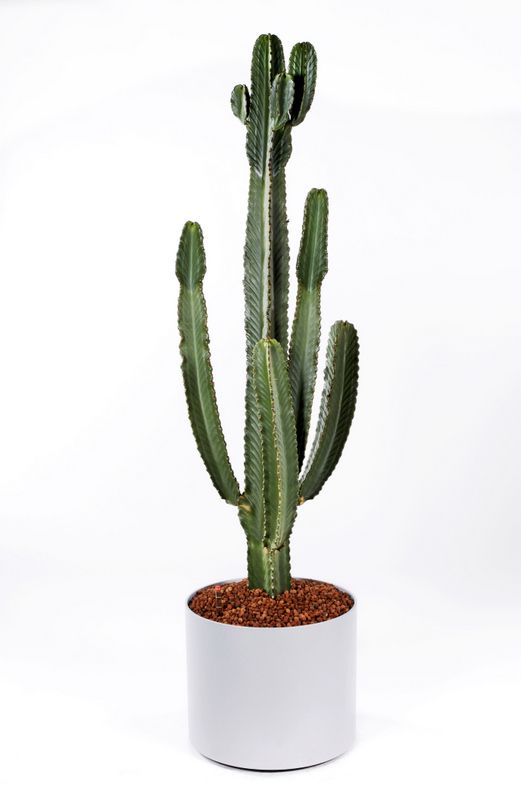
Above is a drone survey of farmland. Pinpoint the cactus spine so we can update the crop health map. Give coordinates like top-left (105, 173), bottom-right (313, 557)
top-left (176, 34), bottom-right (359, 597)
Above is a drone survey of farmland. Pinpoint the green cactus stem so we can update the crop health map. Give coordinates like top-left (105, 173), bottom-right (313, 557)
top-left (243, 34), bottom-right (291, 353)
top-left (300, 322), bottom-right (359, 501)
top-left (289, 188), bottom-right (329, 467)
top-left (288, 42), bottom-right (317, 126)
top-left (177, 34), bottom-right (359, 598)
top-left (240, 36), bottom-right (315, 582)
top-left (230, 84), bottom-right (250, 123)
top-left (176, 222), bottom-right (240, 504)
top-left (247, 537), bottom-right (291, 597)
top-left (253, 340), bottom-right (299, 544)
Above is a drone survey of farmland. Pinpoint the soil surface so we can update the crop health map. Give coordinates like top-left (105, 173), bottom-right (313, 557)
top-left (189, 578), bottom-right (354, 627)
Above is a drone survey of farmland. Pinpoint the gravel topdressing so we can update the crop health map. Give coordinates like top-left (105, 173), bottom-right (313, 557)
top-left (189, 578), bottom-right (354, 627)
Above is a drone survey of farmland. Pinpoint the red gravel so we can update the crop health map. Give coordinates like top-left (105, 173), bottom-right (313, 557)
top-left (189, 578), bottom-right (354, 627)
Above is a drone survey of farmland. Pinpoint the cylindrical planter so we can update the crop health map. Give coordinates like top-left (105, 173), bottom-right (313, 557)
top-left (185, 579), bottom-right (356, 770)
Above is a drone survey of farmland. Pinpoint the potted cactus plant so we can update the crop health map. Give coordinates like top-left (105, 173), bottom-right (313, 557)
top-left (177, 33), bottom-right (359, 770)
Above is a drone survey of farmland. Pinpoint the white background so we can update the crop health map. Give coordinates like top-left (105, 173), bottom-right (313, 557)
top-left (1, 1), bottom-right (520, 797)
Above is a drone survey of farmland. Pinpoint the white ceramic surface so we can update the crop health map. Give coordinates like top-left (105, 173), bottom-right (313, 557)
top-left (185, 579), bottom-right (357, 770)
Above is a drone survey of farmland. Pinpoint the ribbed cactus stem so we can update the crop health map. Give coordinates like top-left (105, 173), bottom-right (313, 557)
top-left (243, 34), bottom-right (291, 355)
top-left (241, 35), bottom-right (294, 566)
top-left (247, 538), bottom-right (291, 596)
top-left (289, 189), bottom-right (329, 466)
top-left (239, 35), bottom-right (320, 594)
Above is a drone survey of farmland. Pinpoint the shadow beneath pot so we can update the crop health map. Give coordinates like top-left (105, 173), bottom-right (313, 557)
top-left (199, 749), bottom-right (350, 774)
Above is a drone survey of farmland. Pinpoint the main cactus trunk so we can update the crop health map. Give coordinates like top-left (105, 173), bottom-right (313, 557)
top-left (238, 35), bottom-right (295, 594)
top-left (247, 539), bottom-right (291, 596)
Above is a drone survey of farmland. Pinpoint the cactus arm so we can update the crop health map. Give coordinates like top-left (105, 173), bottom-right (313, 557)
top-left (176, 222), bottom-right (240, 505)
top-left (288, 42), bottom-right (317, 126)
top-left (231, 84), bottom-right (250, 123)
top-left (299, 321), bottom-right (359, 501)
top-left (288, 189), bottom-right (329, 466)
top-left (270, 72), bottom-right (295, 130)
top-left (249, 339), bottom-right (299, 595)
top-left (253, 339), bottom-right (299, 547)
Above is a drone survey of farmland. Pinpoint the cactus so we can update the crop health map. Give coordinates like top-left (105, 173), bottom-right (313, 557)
top-left (176, 34), bottom-right (359, 597)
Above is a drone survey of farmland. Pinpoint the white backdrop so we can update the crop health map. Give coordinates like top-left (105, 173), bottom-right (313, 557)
top-left (1, 1), bottom-right (520, 798)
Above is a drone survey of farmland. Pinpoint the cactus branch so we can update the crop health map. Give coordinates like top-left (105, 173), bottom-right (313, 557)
top-left (270, 72), bottom-right (295, 131)
top-left (176, 222), bottom-right (240, 504)
top-left (300, 321), bottom-right (359, 501)
top-left (253, 339), bottom-right (299, 549)
top-left (289, 42), bottom-right (317, 126)
top-left (231, 84), bottom-right (250, 123)
top-left (289, 188), bottom-right (329, 466)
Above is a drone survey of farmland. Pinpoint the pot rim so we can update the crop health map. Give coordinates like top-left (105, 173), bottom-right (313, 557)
top-left (186, 577), bottom-right (356, 630)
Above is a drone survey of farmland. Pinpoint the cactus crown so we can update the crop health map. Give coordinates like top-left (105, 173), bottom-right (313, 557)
top-left (176, 34), bottom-right (359, 597)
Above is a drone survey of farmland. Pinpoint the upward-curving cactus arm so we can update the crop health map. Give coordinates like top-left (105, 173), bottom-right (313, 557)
top-left (176, 222), bottom-right (240, 504)
top-left (289, 188), bottom-right (329, 467)
top-left (300, 321), bottom-right (359, 501)
top-left (288, 42), bottom-right (317, 126)
top-left (231, 84), bottom-right (250, 124)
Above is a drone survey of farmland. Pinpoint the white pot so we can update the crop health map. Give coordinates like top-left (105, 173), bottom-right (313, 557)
top-left (185, 579), bottom-right (356, 770)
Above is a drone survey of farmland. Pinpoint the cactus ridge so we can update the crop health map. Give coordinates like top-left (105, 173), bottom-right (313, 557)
top-left (176, 35), bottom-right (359, 596)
